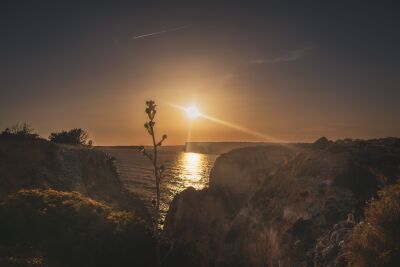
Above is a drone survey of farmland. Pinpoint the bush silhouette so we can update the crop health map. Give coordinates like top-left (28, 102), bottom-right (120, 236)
top-left (49, 128), bottom-right (92, 146)
top-left (349, 181), bottom-right (400, 266)
top-left (0, 123), bottom-right (39, 140)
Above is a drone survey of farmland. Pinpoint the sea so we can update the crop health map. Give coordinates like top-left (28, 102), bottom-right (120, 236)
top-left (100, 146), bottom-right (218, 219)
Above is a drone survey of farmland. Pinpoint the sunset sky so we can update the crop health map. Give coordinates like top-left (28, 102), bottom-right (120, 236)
top-left (1, 1), bottom-right (399, 145)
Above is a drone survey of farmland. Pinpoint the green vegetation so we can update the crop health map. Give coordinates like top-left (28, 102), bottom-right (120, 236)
top-left (0, 189), bottom-right (155, 267)
top-left (49, 128), bottom-right (92, 146)
top-left (349, 181), bottom-right (400, 267)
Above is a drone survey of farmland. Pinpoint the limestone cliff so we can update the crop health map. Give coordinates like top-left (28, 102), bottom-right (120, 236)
top-left (0, 137), bottom-right (155, 266)
top-left (163, 138), bottom-right (400, 266)
top-left (0, 138), bottom-right (148, 219)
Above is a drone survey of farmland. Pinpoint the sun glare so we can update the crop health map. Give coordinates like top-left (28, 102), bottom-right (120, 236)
top-left (185, 105), bottom-right (201, 119)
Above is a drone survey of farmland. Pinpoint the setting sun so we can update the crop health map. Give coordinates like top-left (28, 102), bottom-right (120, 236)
top-left (2, 2), bottom-right (400, 266)
top-left (185, 106), bottom-right (201, 119)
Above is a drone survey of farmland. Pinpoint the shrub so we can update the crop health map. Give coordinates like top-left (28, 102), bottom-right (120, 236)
top-left (349, 181), bottom-right (400, 267)
top-left (0, 123), bottom-right (39, 140)
top-left (0, 189), bottom-right (155, 267)
top-left (49, 128), bottom-right (92, 146)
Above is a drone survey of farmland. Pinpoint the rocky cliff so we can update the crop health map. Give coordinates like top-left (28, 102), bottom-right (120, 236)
top-left (163, 138), bottom-right (400, 266)
top-left (0, 138), bottom-right (148, 219)
top-left (0, 137), bottom-right (154, 266)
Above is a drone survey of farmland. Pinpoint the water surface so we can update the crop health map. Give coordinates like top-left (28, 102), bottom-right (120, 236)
top-left (100, 146), bottom-right (218, 218)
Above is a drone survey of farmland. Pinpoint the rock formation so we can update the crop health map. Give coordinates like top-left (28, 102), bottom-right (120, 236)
top-left (164, 138), bottom-right (400, 266)
top-left (0, 137), bottom-right (154, 266)
top-left (0, 138), bottom-right (148, 219)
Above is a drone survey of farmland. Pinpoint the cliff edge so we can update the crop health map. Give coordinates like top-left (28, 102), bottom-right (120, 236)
top-left (0, 137), bottom-right (148, 218)
top-left (163, 138), bottom-right (400, 266)
top-left (0, 137), bottom-right (154, 266)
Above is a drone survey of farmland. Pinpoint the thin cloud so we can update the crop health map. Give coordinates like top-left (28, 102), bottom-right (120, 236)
top-left (247, 59), bottom-right (265, 65)
top-left (248, 47), bottom-right (312, 65)
top-left (131, 25), bottom-right (191, 40)
top-left (271, 47), bottom-right (312, 63)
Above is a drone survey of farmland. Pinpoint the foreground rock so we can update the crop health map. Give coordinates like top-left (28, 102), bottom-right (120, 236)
top-left (0, 137), bottom-right (154, 266)
top-left (0, 189), bottom-right (155, 267)
top-left (0, 138), bottom-right (148, 219)
top-left (164, 138), bottom-right (400, 266)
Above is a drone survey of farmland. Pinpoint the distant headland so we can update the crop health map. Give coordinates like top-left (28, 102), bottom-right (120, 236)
top-left (185, 141), bottom-right (271, 154)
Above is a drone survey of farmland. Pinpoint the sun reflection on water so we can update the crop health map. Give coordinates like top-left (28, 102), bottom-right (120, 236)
top-left (101, 147), bottom-right (218, 224)
top-left (178, 152), bottom-right (207, 189)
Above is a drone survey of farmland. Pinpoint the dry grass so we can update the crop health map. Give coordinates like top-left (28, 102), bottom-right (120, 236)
top-left (349, 181), bottom-right (400, 267)
top-left (0, 189), bottom-right (155, 267)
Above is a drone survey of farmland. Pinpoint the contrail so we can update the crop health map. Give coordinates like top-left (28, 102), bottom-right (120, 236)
top-left (131, 25), bottom-right (191, 40)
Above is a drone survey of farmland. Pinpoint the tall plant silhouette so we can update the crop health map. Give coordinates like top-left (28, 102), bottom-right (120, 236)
top-left (139, 100), bottom-right (167, 266)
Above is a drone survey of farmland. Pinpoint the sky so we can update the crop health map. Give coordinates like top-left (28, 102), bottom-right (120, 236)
top-left (0, 1), bottom-right (399, 145)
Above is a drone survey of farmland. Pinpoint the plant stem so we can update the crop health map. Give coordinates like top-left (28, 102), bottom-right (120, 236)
top-left (150, 120), bottom-right (161, 267)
